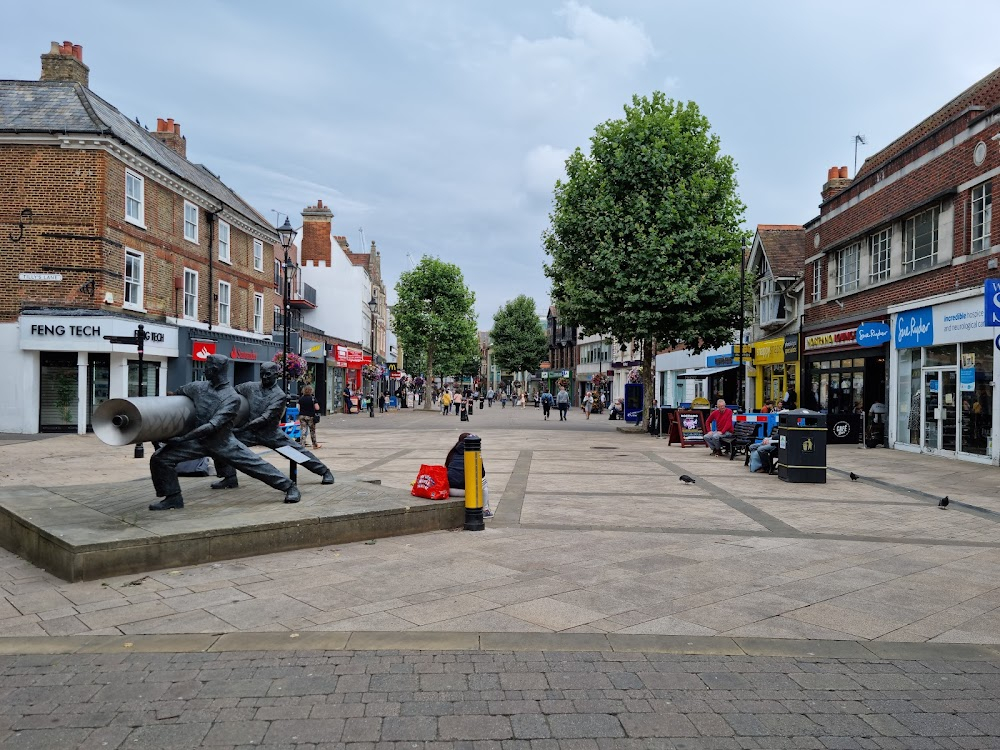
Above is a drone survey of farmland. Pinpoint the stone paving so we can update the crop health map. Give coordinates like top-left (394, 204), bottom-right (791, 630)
top-left (2, 405), bottom-right (1000, 745)
top-left (1, 645), bottom-right (1000, 749)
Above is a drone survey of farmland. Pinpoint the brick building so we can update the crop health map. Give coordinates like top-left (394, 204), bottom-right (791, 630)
top-left (801, 66), bottom-right (1000, 462)
top-left (544, 306), bottom-right (577, 402)
top-left (0, 42), bottom-right (279, 433)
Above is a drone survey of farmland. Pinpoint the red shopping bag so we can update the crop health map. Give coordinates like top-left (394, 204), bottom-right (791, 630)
top-left (411, 464), bottom-right (450, 500)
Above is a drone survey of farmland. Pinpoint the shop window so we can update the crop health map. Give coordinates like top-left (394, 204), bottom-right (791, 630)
top-left (959, 341), bottom-right (992, 456)
top-left (40, 352), bottom-right (78, 432)
top-left (904, 206), bottom-right (939, 273)
top-left (971, 182), bottom-right (992, 254)
top-left (897, 347), bottom-right (921, 444)
top-left (128, 361), bottom-right (160, 397)
top-left (869, 227), bottom-right (891, 283)
top-left (924, 345), bottom-right (957, 367)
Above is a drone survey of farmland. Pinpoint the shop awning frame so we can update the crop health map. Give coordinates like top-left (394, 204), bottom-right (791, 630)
top-left (676, 364), bottom-right (741, 379)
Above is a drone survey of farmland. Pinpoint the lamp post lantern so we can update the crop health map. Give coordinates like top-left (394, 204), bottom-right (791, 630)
top-left (368, 290), bottom-right (378, 418)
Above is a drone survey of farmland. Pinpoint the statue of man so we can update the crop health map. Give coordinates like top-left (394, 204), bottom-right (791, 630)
top-left (212, 361), bottom-right (335, 488)
top-left (148, 354), bottom-right (300, 510)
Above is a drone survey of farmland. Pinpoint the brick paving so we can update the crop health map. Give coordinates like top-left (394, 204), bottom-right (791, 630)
top-left (1, 648), bottom-right (999, 748)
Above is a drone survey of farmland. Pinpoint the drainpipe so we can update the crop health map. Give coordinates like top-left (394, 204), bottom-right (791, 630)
top-left (206, 211), bottom-right (217, 331)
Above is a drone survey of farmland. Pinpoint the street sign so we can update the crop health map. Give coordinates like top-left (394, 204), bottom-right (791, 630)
top-left (986, 279), bottom-right (1000, 325)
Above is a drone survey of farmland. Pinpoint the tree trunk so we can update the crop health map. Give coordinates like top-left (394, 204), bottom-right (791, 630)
top-left (423, 346), bottom-right (435, 410)
top-left (643, 337), bottom-right (655, 434)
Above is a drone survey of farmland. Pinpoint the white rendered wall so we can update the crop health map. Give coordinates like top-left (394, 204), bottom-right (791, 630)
top-left (299, 258), bottom-right (372, 347)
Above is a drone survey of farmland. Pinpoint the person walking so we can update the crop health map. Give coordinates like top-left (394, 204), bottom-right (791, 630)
top-left (453, 390), bottom-right (464, 418)
top-left (378, 392), bottom-right (386, 413)
top-left (583, 391), bottom-right (594, 420)
top-left (441, 390), bottom-right (451, 416)
top-left (519, 390), bottom-right (526, 409)
top-left (556, 385), bottom-right (570, 421)
top-left (298, 385), bottom-right (321, 448)
top-left (500, 391), bottom-right (508, 409)
top-left (541, 390), bottom-right (553, 420)
top-left (487, 388), bottom-right (494, 407)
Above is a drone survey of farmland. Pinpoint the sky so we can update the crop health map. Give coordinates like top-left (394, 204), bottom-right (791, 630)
top-left (5, 1), bottom-right (1000, 327)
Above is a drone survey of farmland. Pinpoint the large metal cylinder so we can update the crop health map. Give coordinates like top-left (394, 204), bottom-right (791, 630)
top-left (93, 395), bottom-right (250, 447)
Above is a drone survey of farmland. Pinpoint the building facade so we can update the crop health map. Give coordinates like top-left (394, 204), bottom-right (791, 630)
top-left (0, 42), bottom-right (278, 434)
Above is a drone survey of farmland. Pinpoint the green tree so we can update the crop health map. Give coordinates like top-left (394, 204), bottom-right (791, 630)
top-left (491, 295), bottom-right (548, 376)
top-left (393, 256), bottom-right (478, 410)
top-left (543, 93), bottom-right (745, 422)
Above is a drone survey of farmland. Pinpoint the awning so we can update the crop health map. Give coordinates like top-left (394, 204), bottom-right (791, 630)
top-left (676, 364), bottom-right (740, 379)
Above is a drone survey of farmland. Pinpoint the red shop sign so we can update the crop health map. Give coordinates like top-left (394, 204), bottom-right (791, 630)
top-left (230, 346), bottom-right (257, 361)
top-left (192, 340), bottom-right (217, 361)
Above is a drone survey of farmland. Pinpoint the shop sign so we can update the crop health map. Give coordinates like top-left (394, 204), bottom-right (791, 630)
top-left (334, 345), bottom-right (369, 367)
top-left (856, 322), bottom-right (891, 348)
top-left (783, 334), bottom-right (799, 362)
top-left (193, 340), bottom-right (217, 361)
top-left (20, 315), bottom-right (177, 355)
top-left (804, 328), bottom-right (857, 351)
top-left (302, 339), bottom-right (324, 361)
top-left (753, 338), bottom-right (784, 364)
top-left (986, 279), bottom-right (1000, 325)
top-left (894, 307), bottom-right (933, 349)
top-left (230, 346), bottom-right (257, 361)
top-left (707, 355), bottom-right (735, 366)
top-left (934, 296), bottom-right (985, 345)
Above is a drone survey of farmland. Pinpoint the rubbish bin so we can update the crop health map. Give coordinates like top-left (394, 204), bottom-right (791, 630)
top-left (777, 409), bottom-right (826, 483)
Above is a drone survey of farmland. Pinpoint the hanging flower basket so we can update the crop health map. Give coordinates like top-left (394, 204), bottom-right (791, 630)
top-left (362, 363), bottom-right (380, 380)
top-left (590, 372), bottom-right (608, 388)
top-left (272, 352), bottom-right (307, 380)
top-left (413, 376), bottom-right (425, 388)
top-left (627, 367), bottom-right (643, 384)
top-left (557, 377), bottom-right (569, 389)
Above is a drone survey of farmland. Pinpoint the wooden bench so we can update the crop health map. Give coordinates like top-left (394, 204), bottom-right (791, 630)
top-left (721, 421), bottom-right (760, 461)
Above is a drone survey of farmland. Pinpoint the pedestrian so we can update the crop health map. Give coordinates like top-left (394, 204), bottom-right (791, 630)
top-left (298, 385), bottom-right (321, 448)
top-left (583, 390), bottom-right (594, 420)
top-left (519, 390), bottom-right (526, 408)
top-left (541, 390), bottom-right (553, 420)
top-left (501, 391), bottom-right (508, 408)
top-left (342, 385), bottom-right (352, 414)
top-left (487, 387), bottom-right (494, 407)
top-left (453, 389), bottom-right (464, 418)
top-left (441, 390), bottom-right (451, 416)
top-left (556, 385), bottom-right (570, 421)
top-left (445, 432), bottom-right (492, 518)
top-left (378, 392), bottom-right (386, 413)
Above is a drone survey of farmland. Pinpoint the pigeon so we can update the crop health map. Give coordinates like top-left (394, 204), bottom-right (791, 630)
top-left (938, 496), bottom-right (949, 508)
top-left (679, 475), bottom-right (696, 484)
top-left (849, 472), bottom-right (859, 481)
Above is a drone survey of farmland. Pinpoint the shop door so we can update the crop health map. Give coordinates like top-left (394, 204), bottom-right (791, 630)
top-left (923, 369), bottom-right (957, 454)
top-left (86, 354), bottom-right (110, 431)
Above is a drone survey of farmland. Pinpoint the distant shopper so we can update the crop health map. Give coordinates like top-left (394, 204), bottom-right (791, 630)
top-left (541, 390), bottom-right (554, 420)
top-left (441, 390), bottom-right (452, 416)
top-left (556, 385), bottom-right (570, 421)
top-left (298, 385), bottom-right (321, 449)
top-left (501, 391), bottom-right (508, 408)
top-left (583, 391), bottom-right (594, 420)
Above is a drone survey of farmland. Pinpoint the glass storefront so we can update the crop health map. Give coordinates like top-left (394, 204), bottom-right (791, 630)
top-left (39, 352), bottom-right (78, 432)
top-left (897, 341), bottom-right (993, 456)
top-left (804, 350), bottom-right (886, 444)
top-left (128, 360), bottom-right (160, 397)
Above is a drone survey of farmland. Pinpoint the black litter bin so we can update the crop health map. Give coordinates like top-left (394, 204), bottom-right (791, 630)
top-left (777, 409), bottom-right (827, 483)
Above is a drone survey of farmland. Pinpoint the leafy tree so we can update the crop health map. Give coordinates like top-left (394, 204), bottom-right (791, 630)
top-left (543, 93), bottom-right (745, 422)
top-left (393, 257), bottom-right (478, 409)
top-left (491, 295), bottom-right (548, 376)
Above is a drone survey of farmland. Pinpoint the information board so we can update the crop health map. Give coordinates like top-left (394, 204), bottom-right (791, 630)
top-left (676, 410), bottom-right (706, 448)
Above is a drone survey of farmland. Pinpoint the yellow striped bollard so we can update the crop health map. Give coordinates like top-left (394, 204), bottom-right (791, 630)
top-left (463, 435), bottom-right (485, 531)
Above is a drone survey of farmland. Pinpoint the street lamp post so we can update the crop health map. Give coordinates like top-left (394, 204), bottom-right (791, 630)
top-left (276, 218), bottom-right (298, 482)
top-left (738, 240), bottom-right (746, 414)
top-left (368, 291), bottom-right (378, 418)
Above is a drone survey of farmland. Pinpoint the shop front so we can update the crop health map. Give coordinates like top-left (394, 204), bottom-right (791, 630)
top-left (332, 345), bottom-right (370, 408)
top-left (302, 339), bottom-right (327, 412)
top-left (802, 322), bottom-right (888, 445)
top-left (751, 335), bottom-right (799, 411)
top-left (169, 327), bottom-right (279, 392)
top-left (12, 312), bottom-right (178, 434)
top-left (890, 291), bottom-right (994, 463)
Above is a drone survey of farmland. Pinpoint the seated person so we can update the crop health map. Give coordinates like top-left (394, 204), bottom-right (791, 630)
top-left (705, 398), bottom-right (734, 456)
top-left (445, 432), bottom-right (492, 518)
top-left (749, 426), bottom-right (779, 473)
top-left (608, 398), bottom-right (624, 420)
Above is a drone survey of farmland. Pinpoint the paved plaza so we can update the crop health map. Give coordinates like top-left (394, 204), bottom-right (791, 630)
top-left (1, 403), bottom-right (1000, 746)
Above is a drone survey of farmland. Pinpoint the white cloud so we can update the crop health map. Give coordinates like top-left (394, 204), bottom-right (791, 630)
top-left (523, 145), bottom-right (570, 195)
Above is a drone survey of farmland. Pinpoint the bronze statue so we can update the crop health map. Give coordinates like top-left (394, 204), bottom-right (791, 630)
top-left (212, 361), bottom-right (334, 488)
top-left (147, 354), bottom-right (301, 510)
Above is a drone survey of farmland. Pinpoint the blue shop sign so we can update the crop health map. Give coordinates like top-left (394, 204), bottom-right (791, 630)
top-left (895, 307), bottom-right (934, 349)
top-left (857, 322), bottom-right (890, 348)
top-left (986, 279), bottom-right (1000, 326)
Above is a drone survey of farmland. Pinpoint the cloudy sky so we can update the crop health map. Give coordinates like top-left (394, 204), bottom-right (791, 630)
top-left (5, 1), bottom-right (1000, 326)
